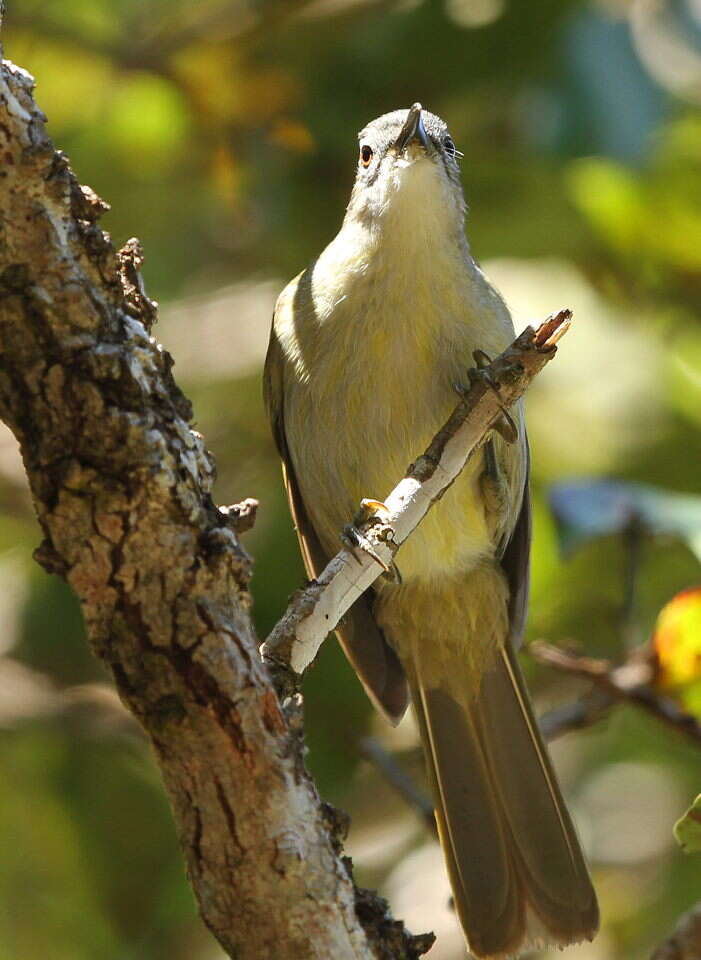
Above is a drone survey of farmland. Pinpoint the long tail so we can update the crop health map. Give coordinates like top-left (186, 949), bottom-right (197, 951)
top-left (411, 640), bottom-right (599, 959)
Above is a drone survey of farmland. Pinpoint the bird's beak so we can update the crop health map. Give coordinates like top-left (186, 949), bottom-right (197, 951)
top-left (393, 103), bottom-right (431, 153)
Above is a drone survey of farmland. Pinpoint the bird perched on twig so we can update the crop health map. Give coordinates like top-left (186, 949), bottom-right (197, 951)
top-left (264, 104), bottom-right (598, 959)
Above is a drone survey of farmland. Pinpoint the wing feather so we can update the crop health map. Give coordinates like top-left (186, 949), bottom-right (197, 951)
top-left (500, 436), bottom-right (532, 647)
top-left (264, 317), bottom-right (409, 723)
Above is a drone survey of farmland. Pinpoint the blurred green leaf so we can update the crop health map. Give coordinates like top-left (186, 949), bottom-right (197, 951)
top-left (567, 158), bottom-right (645, 254)
top-left (674, 795), bottom-right (701, 854)
top-left (666, 331), bottom-right (701, 428)
top-left (106, 71), bottom-right (190, 174)
top-left (6, 33), bottom-right (114, 129)
top-left (567, 113), bottom-right (701, 274)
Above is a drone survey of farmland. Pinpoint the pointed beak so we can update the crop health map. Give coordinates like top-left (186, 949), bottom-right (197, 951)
top-left (393, 102), bottom-right (431, 153)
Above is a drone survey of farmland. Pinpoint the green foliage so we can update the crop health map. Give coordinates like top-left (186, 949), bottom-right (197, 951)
top-left (569, 113), bottom-right (701, 275)
top-left (674, 795), bottom-right (701, 854)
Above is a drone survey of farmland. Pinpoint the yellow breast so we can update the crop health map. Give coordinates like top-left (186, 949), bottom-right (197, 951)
top-left (275, 209), bottom-right (521, 584)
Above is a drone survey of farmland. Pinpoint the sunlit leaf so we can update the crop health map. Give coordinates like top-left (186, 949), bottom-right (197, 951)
top-left (567, 159), bottom-right (645, 254)
top-left (666, 331), bottom-right (701, 428)
top-left (4, 33), bottom-right (114, 130)
top-left (172, 44), bottom-right (300, 126)
top-left (210, 145), bottom-right (244, 205)
top-left (567, 116), bottom-right (701, 272)
top-left (654, 586), bottom-right (701, 715)
top-left (106, 70), bottom-right (190, 174)
top-left (171, 42), bottom-right (243, 125)
top-left (674, 795), bottom-right (701, 854)
top-left (549, 480), bottom-right (701, 562)
top-left (269, 118), bottom-right (315, 154)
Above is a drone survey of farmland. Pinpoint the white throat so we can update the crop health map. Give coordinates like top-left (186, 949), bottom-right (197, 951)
top-left (310, 155), bottom-right (474, 338)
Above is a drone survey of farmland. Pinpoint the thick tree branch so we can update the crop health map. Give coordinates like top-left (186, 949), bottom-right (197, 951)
top-left (262, 312), bottom-right (571, 677)
top-left (0, 58), bottom-right (434, 960)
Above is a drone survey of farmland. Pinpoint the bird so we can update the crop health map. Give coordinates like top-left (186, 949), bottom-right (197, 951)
top-left (264, 103), bottom-right (598, 959)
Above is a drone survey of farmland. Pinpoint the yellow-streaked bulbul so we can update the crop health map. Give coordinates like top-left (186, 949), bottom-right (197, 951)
top-left (264, 104), bottom-right (598, 959)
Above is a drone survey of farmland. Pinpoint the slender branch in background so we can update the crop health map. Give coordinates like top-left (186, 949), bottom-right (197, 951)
top-left (650, 901), bottom-right (701, 960)
top-left (367, 626), bottom-right (697, 829)
top-left (530, 641), bottom-right (701, 747)
top-left (537, 688), bottom-right (615, 742)
top-left (359, 737), bottom-right (436, 835)
top-left (362, 689), bottom-right (615, 831)
top-left (621, 510), bottom-right (645, 650)
top-left (0, 58), bottom-right (431, 960)
top-left (262, 312), bottom-right (572, 679)
top-left (533, 505), bottom-right (643, 741)
top-left (0, 656), bottom-right (141, 735)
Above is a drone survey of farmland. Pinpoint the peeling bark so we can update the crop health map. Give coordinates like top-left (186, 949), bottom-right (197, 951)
top-left (0, 58), bottom-right (432, 960)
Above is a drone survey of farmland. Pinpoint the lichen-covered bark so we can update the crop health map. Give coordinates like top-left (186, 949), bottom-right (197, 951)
top-left (0, 58), bottom-right (432, 960)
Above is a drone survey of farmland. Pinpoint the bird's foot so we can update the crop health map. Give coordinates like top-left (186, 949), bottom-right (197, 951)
top-left (342, 499), bottom-right (402, 584)
top-left (456, 349), bottom-right (518, 444)
top-left (355, 498), bottom-right (390, 524)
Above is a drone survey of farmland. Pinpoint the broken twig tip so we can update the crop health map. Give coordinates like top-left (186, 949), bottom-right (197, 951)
top-left (534, 309), bottom-right (573, 350)
top-left (219, 497), bottom-right (259, 533)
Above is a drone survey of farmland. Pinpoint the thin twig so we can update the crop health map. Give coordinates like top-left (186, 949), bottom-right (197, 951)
top-left (537, 688), bottom-right (615, 741)
top-left (530, 641), bottom-right (701, 747)
top-left (359, 686), bottom-right (615, 835)
top-left (359, 737), bottom-right (436, 835)
top-left (621, 511), bottom-right (644, 650)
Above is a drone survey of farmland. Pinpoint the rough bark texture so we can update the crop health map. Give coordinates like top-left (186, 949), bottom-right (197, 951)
top-left (0, 58), bottom-right (433, 960)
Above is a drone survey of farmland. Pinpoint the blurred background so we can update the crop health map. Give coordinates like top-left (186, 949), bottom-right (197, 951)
top-left (1, 0), bottom-right (701, 957)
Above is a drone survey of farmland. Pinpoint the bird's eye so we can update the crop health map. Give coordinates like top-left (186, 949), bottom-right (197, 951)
top-left (444, 136), bottom-right (456, 158)
top-left (359, 145), bottom-right (373, 167)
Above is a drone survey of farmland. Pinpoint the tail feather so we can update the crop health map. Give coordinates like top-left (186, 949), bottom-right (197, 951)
top-left (481, 646), bottom-right (598, 930)
top-left (416, 683), bottom-right (523, 954)
top-left (413, 642), bottom-right (598, 959)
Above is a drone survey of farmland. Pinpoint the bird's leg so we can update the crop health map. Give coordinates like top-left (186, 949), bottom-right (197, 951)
top-left (455, 349), bottom-right (516, 515)
top-left (480, 437), bottom-right (510, 516)
top-left (456, 348), bottom-right (518, 445)
top-left (342, 499), bottom-right (402, 584)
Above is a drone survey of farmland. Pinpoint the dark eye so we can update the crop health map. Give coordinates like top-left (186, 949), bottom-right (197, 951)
top-left (444, 136), bottom-right (456, 158)
top-left (359, 144), bottom-right (373, 167)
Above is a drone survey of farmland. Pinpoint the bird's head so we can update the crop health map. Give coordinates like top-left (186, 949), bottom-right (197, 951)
top-left (344, 103), bottom-right (466, 237)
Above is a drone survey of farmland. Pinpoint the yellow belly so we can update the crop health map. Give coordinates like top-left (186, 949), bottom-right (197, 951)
top-left (284, 320), bottom-right (518, 583)
top-left (275, 223), bottom-right (522, 584)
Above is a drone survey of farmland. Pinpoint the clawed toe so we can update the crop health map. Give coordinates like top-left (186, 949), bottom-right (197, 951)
top-left (459, 349), bottom-right (518, 444)
top-left (343, 498), bottom-right (402, 583)
top-left (341, 524), bottom-right (402, 583)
